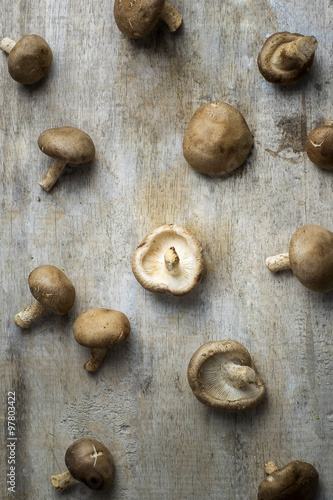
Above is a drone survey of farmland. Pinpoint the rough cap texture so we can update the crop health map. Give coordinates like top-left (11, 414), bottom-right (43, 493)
top-left (183, 101), bottom-right (253, 175)
top-left (114, 0), bottom-right (164, 39)
top-left (8, 35), bottom-right (53, 84)
top-left (289, 225), bottom-right (333, 292)
top-left (38, 127), bottom-right (95, 164)
top-left (306, 124), bottom-right (333, 170)
top-left (28, 265), bottom-right (75, 314)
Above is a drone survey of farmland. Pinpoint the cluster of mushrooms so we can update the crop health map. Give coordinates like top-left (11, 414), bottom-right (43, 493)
top-left (3, 1), bottom-right (330, 498)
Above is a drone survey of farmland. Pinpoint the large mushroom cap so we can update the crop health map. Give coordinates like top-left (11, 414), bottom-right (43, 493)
top-left (289, 225), bottom-right (333, 292)
top-left (38, 127), bottom-right (95, 164)
top-left (132, 224), bottom-right (204, 296)
top-left (28, 265), bottom-right (75, 315)
top-left (187, 340), bottom-right (266, 412)
top-left (258, 460), bottom-right (319, 500)
top-left (114, 0), bottom-right (165, 39)
top-left (65, 438), bottom-right (115, 491)
top-left (306, 122), bottom-right (333, 170)
top-left (8, 35), bottom-right (53, 85)
top-left (257, 32), bottom-right (317, 85)
top-left (73, 308), bottom-right (131, 349)
top-left (183, 101), bottom-right (253, 175)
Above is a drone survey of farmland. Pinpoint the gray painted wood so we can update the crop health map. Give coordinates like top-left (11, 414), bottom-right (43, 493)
top-left (1, 0), bottom-right (333, 498)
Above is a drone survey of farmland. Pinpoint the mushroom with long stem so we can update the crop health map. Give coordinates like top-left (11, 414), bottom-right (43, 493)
top-left (0, 34), bottom-right (53, 84)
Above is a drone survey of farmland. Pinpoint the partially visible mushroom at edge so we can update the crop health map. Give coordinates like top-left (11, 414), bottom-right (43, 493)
top-left (132, 224), bottom-right (204, 296)
top-left (306, 120), bottom-right (333, 170)
top-left (187, 340), bottom-right (266, 412)
top-left (51, 438), bottom-right (115, 492)
top-left (257, 460), bottom-right (319, 500)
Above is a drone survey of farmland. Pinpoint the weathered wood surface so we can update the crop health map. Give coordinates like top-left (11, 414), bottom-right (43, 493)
top-left (1, 0), bottom-right (333, 498)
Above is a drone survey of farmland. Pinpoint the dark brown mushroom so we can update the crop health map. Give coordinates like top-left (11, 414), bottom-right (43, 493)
top-left (306, 120), bottom-right (333, 170)
top-left (51, 438), bottom-right (115, 492)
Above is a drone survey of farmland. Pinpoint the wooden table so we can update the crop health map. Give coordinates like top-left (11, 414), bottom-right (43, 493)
top-left (1, 0), bottom-right (332, 498)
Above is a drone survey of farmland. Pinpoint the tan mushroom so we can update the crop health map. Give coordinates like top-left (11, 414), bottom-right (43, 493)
top-left (187, 340), bottom-right (266, 412)
top-left (38, 126), bottom-right (95, 191)
top-left (306, 120), bottom-right (333, 170)
top-left (114, 0), bottom-right (182, 39)
top-left (257, 32), bottom-right (317, 85)
top-left (258, 460), bottom-right (319, 500)
top-left (0, 34), bottom-right (53, 84)
top-left (51, 438), bottom-right (115, 492)
top-left (266, 225), bottom-right (333, 292)
top-left (14, 265), bottom-right (75, 329)
top-left (183, 101), bottom-right (253, 175)
top-left (73, 308), bottom-right (131, 372)
top-left (132, 224), bottom-right (204, 296)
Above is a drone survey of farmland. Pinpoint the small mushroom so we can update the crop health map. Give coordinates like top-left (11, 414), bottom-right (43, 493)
top-left (258, 460), bottom-right (319, 500)
top-left (0, 34), bottom-right (53, 84)
top-left (187, 340), bottom-right (266, 412)
top-left (51, 438), bottom-right (115, 492)
top-left (14, 265), bottom-right (75, 329)
top-left (306, 120), bottom-right (333, 170)
top-left (114, 0), bottom-right (182, 39)
top-left (73, 308), bottom-right (131, 372)
top-left (183, 101), bottom-right (253, 175)
top-left (257, 32), bottom-right (317, 85)
top-left (132, 224), bottom-right (204, 295)
top-left (38, 126), bottom-right (95, 191)
top-left (266, 224), bottom-right (333, 292)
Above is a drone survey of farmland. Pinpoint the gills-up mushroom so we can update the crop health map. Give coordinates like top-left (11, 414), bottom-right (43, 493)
top-left (38, 126), bottom-right (95, 191)
top-left (14, 265), bottom-right (75, 329)
top-left (0, 34), bottom-right (53, 84)
top-left (258, 460), bottom-right (319, 500)
top-left (51, 438), bottom-right (114, 492)
top-left (132, 224), bottom-right (204, 295)
top-left (183, 101), bottom-right (253, 175)
top-left (114, 0), bottom-right (182, 39)
top-left (257, 32), bottom-right (317, 85)
top-left (73, 308), bottom-right (131, 372)
top-left (266, 225), bottom-right (333, 292)
top-left (306, 120), bottom-right (333, 170)
top-left (187, 340), bottom-right (266, 412)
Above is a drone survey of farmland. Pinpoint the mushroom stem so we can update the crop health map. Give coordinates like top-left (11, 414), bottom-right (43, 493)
top-left (14, 300), bottom-right (46, 329)
top-left (39, 159), bottom-right (68, 192)
top-left (84, 348), bottom-right (108, 372)
top-left (272, 36), bottom-right (317, 70)
top-left (0, 37), bottom-right (16, 54)
top-left (164, 246), bottom-right (180, 273)
top-left (51, 470), bottom-right (79, 491)
top-left (265, 253), bottom-right (290, 273)
top-left (264, 461), bottom-right (280, 475)
top-left (225, 363), bottom-right (256, 389)
top-left (159, 1), bottom-right (182, 32)
top-left (323, 120), bottom-right (333, 127)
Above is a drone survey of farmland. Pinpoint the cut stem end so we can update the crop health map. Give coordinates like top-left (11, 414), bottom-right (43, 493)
top-left (51, 470), bottom-right (78, 491)
top-left (39, 159), bottom-right (67, 192)
top-left (265, 253), bottom-right (290, 273)
top-left (0, 37), bottom-right (16, 54)
top-left (14, 300), bottom-right (46, 329)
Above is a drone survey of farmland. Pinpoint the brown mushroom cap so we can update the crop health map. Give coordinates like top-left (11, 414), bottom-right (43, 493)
top-left (132, 224), bottom-right (204, 296)
top-left (114, 0), bottom-right (164, 39)
top-left (28, 265), bottom-right (75, 315)
top-left (38, 127), bottom-right (95, 164)
top-left (289, 225), bottom-right (333, 292)
top-left (73, 308), bottom-right (131, 349)
top-left (8, 35), bottom-right (53, 85)
top-left (257, 32), bottom-right (317, 85)
top-left (258, 460), bottom-right (319, 500)
top-left (187, 340), bottom-right (266, 412)
top-left (306, 122), bottom-right (333, 170)
top-left (65, 438), bottom-right (114, 491)
top-left (183, 101), bottom-right (253, 175)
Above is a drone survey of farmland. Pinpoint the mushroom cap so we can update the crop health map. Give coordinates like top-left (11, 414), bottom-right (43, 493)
top-left (258, 460), bottom-right (319, 500)
top-left (306, 124), bottom-right (333, 170)
top-left (183, 101), bottom-right (253, 175)
top-left (65, 438), bottom-right (115, 491)
top-left (8, 35), bottom-right (53, 85)
top-left (257, 32), bottom-right (317, 85)
top-left (187, 340), bottom-right (266, 412)
top-left (289, 225), bottom-right (333, 292)
top-left (38, 127), bottom-right (95, 164)
top-left (132, 224), bottom-right (204, 296)
top-left (28, 265), bottom-right (75, 315)
top-left (73, 308), bottom-right (131, 348)
top-left (114, 0), bottom-right (165, 39)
